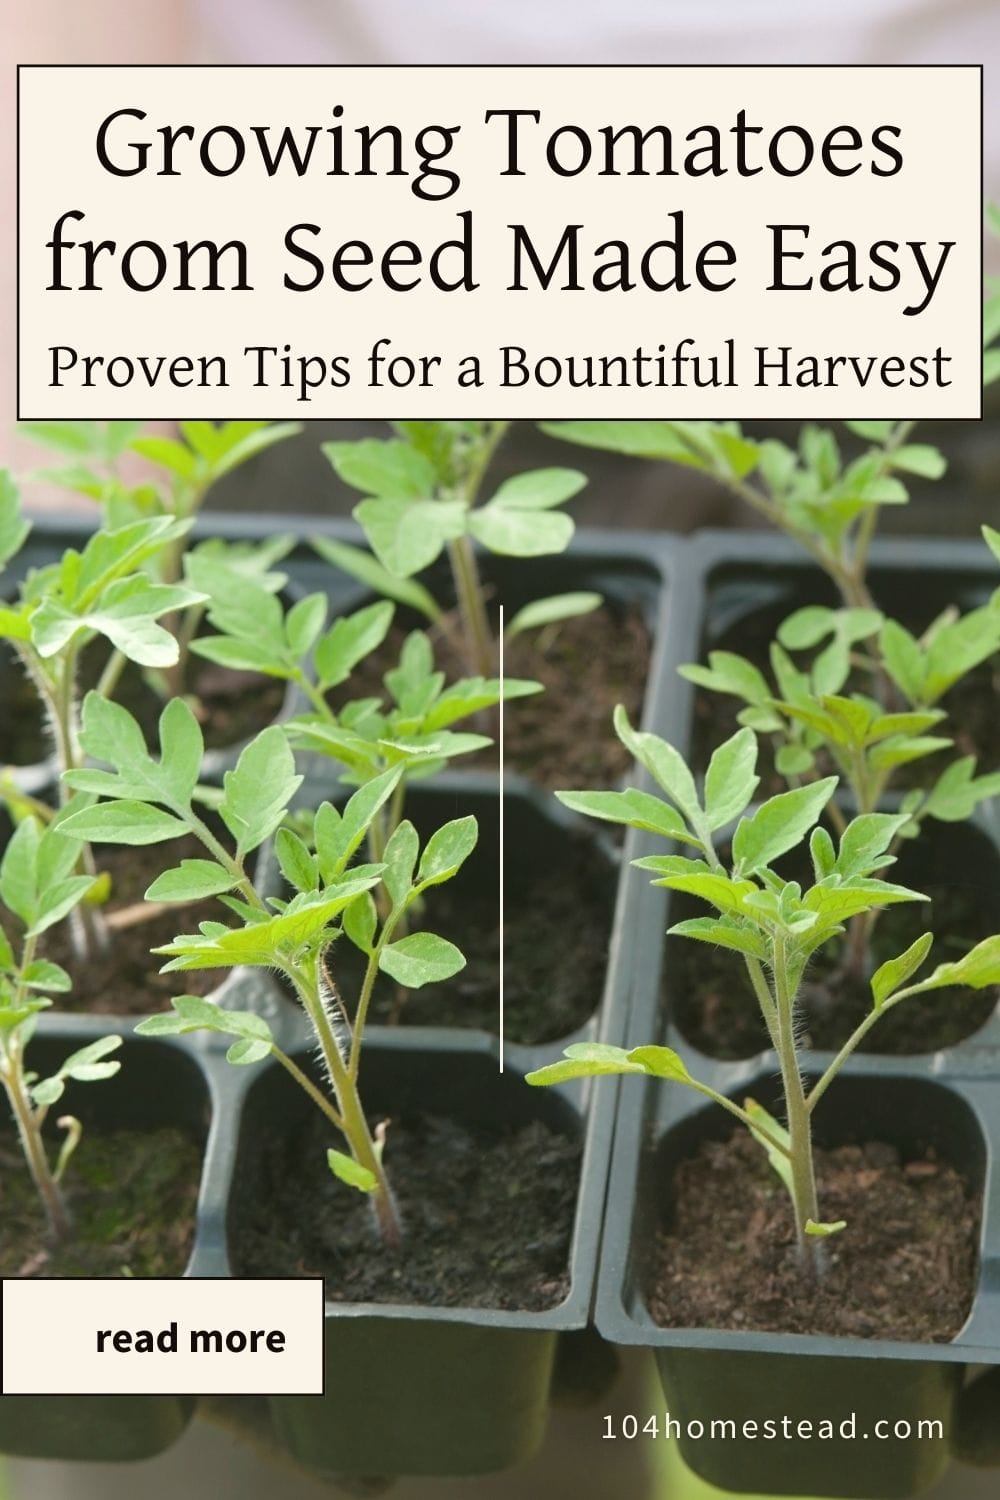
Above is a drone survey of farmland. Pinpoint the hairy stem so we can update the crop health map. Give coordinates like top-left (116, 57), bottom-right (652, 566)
top-left (1, 1044), bottom-right (70, 1241)
top-left (294, 958), bottom-right (402, 1251)
top-left (772, 939), bottom-right (822, 1275)
top-left (447, 534), bottom-right (494, 678)
top-left (32, 644), bottom-right (109, 959)
top-left (445, 421), bottom-right (510, 678)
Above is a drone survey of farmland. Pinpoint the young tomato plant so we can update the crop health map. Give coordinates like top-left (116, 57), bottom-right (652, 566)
top-left (0, 479), bottom-right (206, 955)
top-left (320, 420), bottom-right (599, 677)
top-left (18, 419), bottom-right (300, 532)
top-left (188, 576), bottom-right (538, 872)
top-left (541, 418), bottom-right (940, 612)
top-left (17, 420), bottom-right (300, 698)
top-left (528, 709), bottom-right (1000, 1273)
top-left (543, 237), bottom-right (997, 605)
top-left (681, 597), bottom-right (1000, 836)
top-left (0, 815), bottom-right (121, 1240)
top-left (57, 694), bottom-right (477, 1251)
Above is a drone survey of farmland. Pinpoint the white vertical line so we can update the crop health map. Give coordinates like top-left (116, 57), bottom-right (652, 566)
top-left (498, 603), bottom-right (505, 1073)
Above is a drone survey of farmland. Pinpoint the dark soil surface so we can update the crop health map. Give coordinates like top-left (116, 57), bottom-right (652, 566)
top-left (325, 854), bottom-right (610, 1044)
top-left (690, 592), bottom-right (1000, 791)
top-left (232, 1107), bottom-right (580, 1311)
top-left (0, 637), bottom-right (285, 771)
top-left (33, 836), bottom-right (230, 1015)
top-left (331, 603), bottom-right (651, 789)
top-left (649, 1130), bottom-right (979, 1342)
top-left (0, 1125), bottom-right (202, 1277)
top-left (670, 877), bottom-right (997, 1059)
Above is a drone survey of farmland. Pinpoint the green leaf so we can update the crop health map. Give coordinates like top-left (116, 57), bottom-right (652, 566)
top-left (668, 916), bottom-right (769, 961)
top-left (732, 778), bottom-right (837, 876)
top-left (541, 420), bottom-right (698, 459)
top-left (0, 471), bottom-right (29, 566)
top-left (868, 735), bottom-right (951, 772)
top-left (871, 933), bottom-right (934, 1008)
top-left (313, 768), bottom-right (403, 879)
top-left (613, 705), bottom-right (701, 826)
top-left (811, 826), bottom-right (836, 881)
top-left (355, 496), bottom-right (466, 576)
top-left (468, 506), bottom-right (573, 558)
top-left (804, 879), bottom-right (925, 927)
top-left (220, 726), bottom-right (303, 857)
top-left (314, 601), bottom-right (394, 690)
top-left (485, 468), bottom-right (586, 511)
top-left (29, 877), bottom-right (97, 938)
top-left (542, 418), bottom-right (756, 471)
top-left (653, 872), bottom-right (758, 918)
top-left (879, 619), bottom-right (926, 705)
top-left (526, 1041), bottom-right (648, 1086)
top-left (844, 420), bottom-right (895, 442)
top-left (923, 758), bottom-right (1000, 823)
top-left (19, 420), bottom-right (109, 456)
top-left (275, 829), bottom-right (319, 894)
top-left (777, 606), bottom-right (835, 651)
top-left (310, 535), bottom-right (441, 622)
top-left (775, 744), bottom-right (815, 777)
top-left (60, 1035), bottom-right (123, 1081)
top-left (382, 820), bottom-right (419, 908)
top-left (504, 592), bottom-right (602, 637)
top-left (226, 1036), bottom-right (273, 1065)
top-left (745, 1099), bottom-right (793, 1197)
top-left (0, 817), bottom-right (41, 927)
top-left (983, 525), bottom-right (1000, 567)
top-left (35, 580), bottom-right (204, 668)
top-left (77, 692), bottom-right (150, 783)
top-left (417, 816), bottom-right (478, 887)
top-left (190, 635), bottom-right (291, 677)
top-left (835, 813), bottom-right (911, 880)
top-left (21, 960), bottom-right (72, 993)
top-left (32, 1077), bottom-right (66, 1106)
top-left (322, 438), bottom-right (436, 499)
top-left (421, 675), bottom-right (539, 732)
top-left (890, 445), bottom-right (947, 479)
top-left (914, 936), bottom-right (1000, 992)
top-left (327, 1148), bottom-right (378, 1193)
top-left (145, 861), bottom-right (237, 902)
top-left (379, 931), bottom-right (465, 987)
top-left (921, 606), bottom-right (1000, 704)
top-left (135, 994), bottom-right (274, 1043)
top-left (626, 1045), bottom-right (695, 1082)
top-left (201, 421), bottom-right (300, 481)
top-left (556, 788), bottom-right (691, 842)
top-left (342, 891), bottom-right (377, 954)
top-left (59, 801), bottom-right (190, 846)
top-left (704, 728), bottom-right (759, 831)
top-left (130, 434), bottom-right (198, 479)
top-left (805, 1219), bottom-right (848, 1238)
top-left (157, 698), bottom-right (205, 806)
top-left (679, 651), bottom-right (773, 708)
top-left (286, 593), bottom-right (328, 660)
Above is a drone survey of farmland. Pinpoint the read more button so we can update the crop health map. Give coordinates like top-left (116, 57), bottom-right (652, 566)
top-left (1, 1278), bottom-right (324, 1395)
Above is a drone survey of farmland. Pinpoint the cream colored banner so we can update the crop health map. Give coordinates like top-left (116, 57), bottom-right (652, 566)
top-left (1, 1277), bottom-right (324, 1395)
top-left (17, 65), bottom-right (982, 418)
